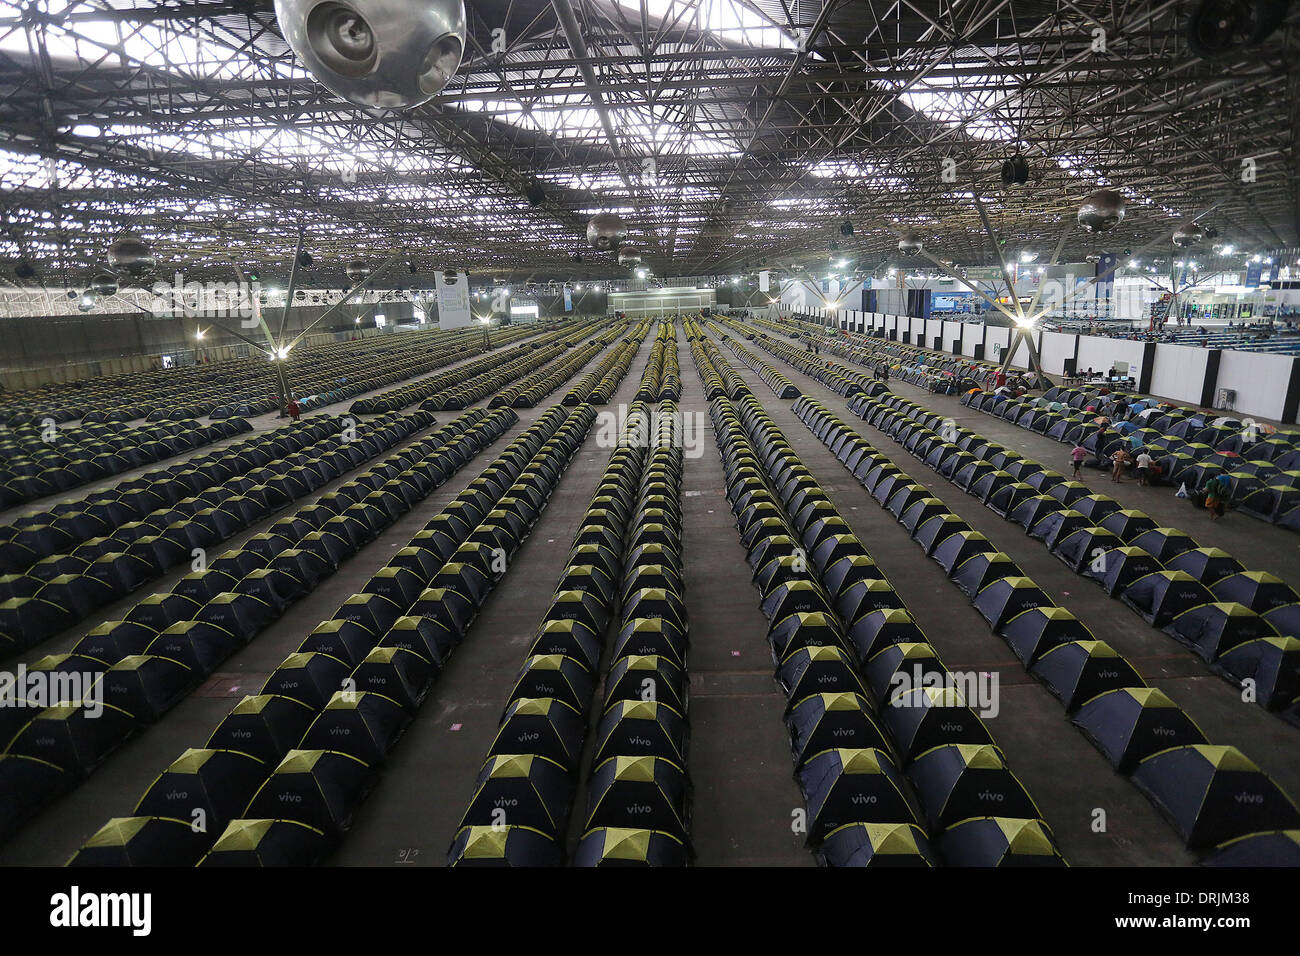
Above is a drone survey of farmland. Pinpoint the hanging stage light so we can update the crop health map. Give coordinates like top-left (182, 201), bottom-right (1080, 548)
top-left (1172, 223), bottom-right (1204, 248)
top-left (107, 233), bottom-right (157, 280)
top-left (273, 0), bottom-right (466, 109)
top-left (586, 213), bottom-right (627, 251)
top-left (898, 231), bottom-right (924, 256)
top-left (1077, 188), bottom-right (1126, 232)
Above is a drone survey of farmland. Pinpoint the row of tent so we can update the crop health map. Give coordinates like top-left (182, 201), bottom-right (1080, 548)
top-left (632, 321), bottom-right (684, 404)
top-left (443, 342), bottom-right (566, 411)
top-left (0, 416), bottom-right (332, 576)
top-left (4, 325), bottom-right (489, 428)
top-left (344, 324), bottom-right (555, 415)
top-left (1, 406), bottom-right (498, 848)
top-left (723, 321), bottom-right (877, 400)
top-left (65, 403), bottom-right (598, 865)
top-left (451, 397), bottom-right (693, 866)
top-left (0, 417), bottom-right (247, 509)
top-left (793, 393), bottom-right (1300, 861)
top-left (712, 391), bottom-right (1064, 866)
top-left (848, 388), bottom-right (1300, 723)
top-left (0, 414), bottom-right (399, 656)
top-left (562, 320), bottom-right (653, 405)
top-left (959, 386), bottom-right (1300, 522)
top-left (717, 329), bottom-right (801, 399)
top-left (423, 321), bottom-right (611, 411)
top-left (492, 324), bottom-right (629, 409)
top-left (683, 319), bottom-right (750, 402)
top-left (810, 327), bottom-right (1300, 531)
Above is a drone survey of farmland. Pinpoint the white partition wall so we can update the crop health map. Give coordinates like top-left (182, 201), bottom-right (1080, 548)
top-left (943, 321), bottom-right (963, 353)
top-left (1216, 351), bottom-right (1294, 421)
top-left (1075, 335), bottom-right (1146, 378)
top-left (985, 326), bottom-right (1011, 361)
top-left (1038, 331), bottom-right (1074, 375)
top-left (926, 318), bottom-right (943, 349)
top-left (1149, 344), bottom-right (1212, 406)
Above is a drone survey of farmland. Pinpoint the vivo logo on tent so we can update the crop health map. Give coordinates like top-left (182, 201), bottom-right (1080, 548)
top-left (850, 793), bottom-right (878, 805)
top-left (50, 886), bottom-right (151, 937)
top-left (1234, 793), bottom-right (1264, 804)
top-left (977, 790), bottom-right (1005, 802)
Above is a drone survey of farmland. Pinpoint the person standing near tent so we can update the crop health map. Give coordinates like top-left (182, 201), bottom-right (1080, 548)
top-left (1070, 443), bottom-right (1088, 478)
top-left (1110, 446), bottom-right (1130, 482)
top-left (1204, 472), bottom-right (1230, 521)
top-left (1134, 449), bottom-right (1153, 486)
top-left (286, 396), bottom-right (301, 422)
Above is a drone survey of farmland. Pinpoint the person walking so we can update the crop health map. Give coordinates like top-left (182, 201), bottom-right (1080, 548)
top-left (1070, 444), bottom-right (1087, 478)
top-left (287, 397), bottom-right (301, 422)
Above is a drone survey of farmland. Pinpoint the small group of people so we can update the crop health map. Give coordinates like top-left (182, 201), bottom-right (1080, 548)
top-left (1105, 446), bottom-right (1154, 485)
top-left (1068, 441), bottom-right (1228, 521)
top-left (873, 362), bottom-right (890, 383)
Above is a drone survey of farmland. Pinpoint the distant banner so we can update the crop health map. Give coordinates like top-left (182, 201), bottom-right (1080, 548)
top-left (1245, 262), bottom-right (1264, 287)
top-left (1268, 261), bottom-right (1280, 284)
top-left (563, 286), bottom-right (573, 312)
top-left (759, 270), bottom-right (770, 292)
top-left (435, 271), bottom-right (472, 328)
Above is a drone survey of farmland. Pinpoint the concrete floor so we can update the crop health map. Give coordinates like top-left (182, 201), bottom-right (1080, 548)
top-left (2, 319), bottom-right (1295, 866)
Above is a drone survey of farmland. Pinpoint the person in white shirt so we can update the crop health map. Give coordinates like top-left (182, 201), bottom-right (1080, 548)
top-left (1135, 450), bottom-right (1153, 486)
